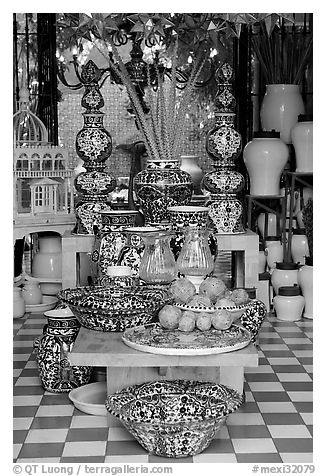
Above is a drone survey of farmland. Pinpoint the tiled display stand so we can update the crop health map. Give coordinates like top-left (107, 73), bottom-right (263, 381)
top-left (69, 327), bottom-right (259, 427)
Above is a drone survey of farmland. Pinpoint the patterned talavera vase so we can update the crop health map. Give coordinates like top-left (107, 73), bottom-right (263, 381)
top-left (91, 211), bottom-right (138, 285)
top-left (203, 167), bottom-right (245, 234)
top-left (74, 60), bottom-right (116, 234)
top-left (33, 309), bottom-right (92, 392)
top-left (134, 159), bottom-right (193, 225)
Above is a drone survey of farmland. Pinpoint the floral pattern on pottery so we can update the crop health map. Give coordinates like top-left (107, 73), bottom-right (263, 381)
top-left (206, 122), bottom-right (242, 165)
top-left (240, 299), bottom-right (267, 343)
top-left (106, 379), bottom-right (243, 457)
top-left (74, 201), bottom-right (112, 235)
top-left (134, 162), bottom-right (193, 225)
top-left (74, 171), bottom-right (116, 196)
top-left (82, 85), bottom-right (104, 110)
top-left (33, 315), bottom-right (91, 392)
top-left (58, 286), bottom-right (171, 332)
top-left (206, 196), bottom-right (244, 234)
top-left (202, 169), bottom-right (245, 194)
top-left (76, 126), bottom-right (112, 162)
top-left (215, 86), bottom-right (236, 112)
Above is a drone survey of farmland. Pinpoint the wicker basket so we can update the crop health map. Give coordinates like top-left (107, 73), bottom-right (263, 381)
top-left (106, 379), bottom-right (244, 458)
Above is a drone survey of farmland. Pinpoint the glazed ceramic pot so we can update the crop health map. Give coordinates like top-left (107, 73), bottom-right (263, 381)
top-left (297, 257), bottom-right (313, 319)
top-left (260, 84), bottom-right (305, 144)
top-left (273, 285), bottom-right (304, 321)
top-left (13, 286), bottom-right (26, 318)
top-left (291, 229), bottom-right (310, 265)
top-left (265, 236), bottom-right (284, 271)
top-left (22, 281), bottom-right (42, 305)
top-left (180, 155), bottom-right (204, 195)
top-left (206, 194), bottom-right (244, 234)
top-left (257, 213), bottom-right (283, 238)
top-left (205, 113), bottom-right (242, 166)
top-left (271, 262), bottom-right (299, 294)
top-left (134, 159), bottom-right (193, 225)
top-left (34, 308), bottom-right (92, 392)
top-left (99, 210), bottom-right (138, 233)
top-left (32, 235), bottom-right (62, 295)
top-left (291, 114), bottom-right (313, 172)
top-left (243, 131), bottom-right (288, 196)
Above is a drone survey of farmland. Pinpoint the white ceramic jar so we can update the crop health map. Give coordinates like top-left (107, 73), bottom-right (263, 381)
top-left (265, 236), bottom-right (284, 271)
top-left (298, 257), bottom-right (313, 319)
top-left (243, 131), bottom-right (289, 196)
top-left (257, 212), bottom-right (283, 238)
top-left (22, 281), bottom-right (42, 305)
top-left (291, 114), bottom-right (313, 172)
top-left (13, 286), bottom-right (26, 318)
top-left (273, 285), bottom-right (304, 321)
top-left (291, 229), bottom-right (310, 265)
top-left (271, 262), bottom-right (299, 294)
top-left (260, 84), bottom-right (305, 144)
top-left (32, 234), bottom-right (62, 295)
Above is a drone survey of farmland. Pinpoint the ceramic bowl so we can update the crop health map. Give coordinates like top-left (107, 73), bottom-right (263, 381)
top-left (99, 210), bottom-right (138, 232)
top-left (69, 382), bottom-right (107, 416)
top-left (106, 379), bottom-right (243, 457)
top-left (168, 205), bottom-right (209, 230)
top-left (58, 286), bottom-right (171, 332)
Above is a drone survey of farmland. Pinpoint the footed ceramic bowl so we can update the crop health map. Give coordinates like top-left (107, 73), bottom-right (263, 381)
top-left (106, 379), bottom-right (243, 458)
top-left (58, 286), bottom-right (171, 332)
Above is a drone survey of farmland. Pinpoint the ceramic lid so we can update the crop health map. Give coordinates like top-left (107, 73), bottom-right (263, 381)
top-left (293, 228), bottom-right (307, 235)
top-left (275, 262), bottom-right (299, 270)
top-left (265, 235), bottom-right (281, 241)
top-left (278, 285), bottom-right (301, 296)
top-left (259, 272), bottom-right (271, 281)
top-left (298, 114), bottom-right (313, 122)
top-left (253, 130), bottom-right (280, 139)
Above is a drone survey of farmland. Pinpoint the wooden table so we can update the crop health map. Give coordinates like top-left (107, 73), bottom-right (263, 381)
top-left (69, 327), bottom-right (259, 426)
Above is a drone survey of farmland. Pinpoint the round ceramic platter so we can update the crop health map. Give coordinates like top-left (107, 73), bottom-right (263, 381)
top-left (25, 296), bottom-right (58, 313)
top-left (175, 299), bottom-right (251, 315)
top-left (122, 323), bottom-right (252, 356)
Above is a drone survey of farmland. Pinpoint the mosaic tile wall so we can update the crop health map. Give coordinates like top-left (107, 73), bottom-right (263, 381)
top-left (57, 81), bottom-right (215, 179)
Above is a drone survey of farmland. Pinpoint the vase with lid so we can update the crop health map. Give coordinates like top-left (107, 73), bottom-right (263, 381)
top-left (271, 262), bottom-right (299, 294)
top-left (297, 256), bottom-right (313, 319)
top-left (273, 285), bottom-right (304, 322)
top-left (243, 131), bottom-right (288, 196)
top-left (34, 308), bottom-right (92, 392)
top-left (32, 234), bottom-right (62, 295)
top-left (134, 158), bottom-right (193, 225)
top-left (291, 229), bottom-right (310, 265)
top-left (13, 286), bottom-right (26, 318)
top-left (73, 60), bottom-right (116, 234)
top-left (291, 114), bottom-right (313, 172)
top-left (260, 84), bottom-right (305, 144)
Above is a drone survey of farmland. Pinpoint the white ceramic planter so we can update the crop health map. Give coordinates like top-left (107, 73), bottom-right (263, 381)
top-left (243, 131), bottom-right (289, 195)
top-left (260, 84), bottom-right (305, 144)
top-left (291, 115), bottom-right (313, 172)
top-left (265, 237), bottom-right (284, 271)
top-left (298, 262), bottom-right (313, 319)
top-left (32, 235), bottom-right (62, 295)
top-left (273, 286), bottom-right (304, 321)
top-left (271, 262), bottom-right (299, 294)
top-left (257, 213), bottom-right (283, 237)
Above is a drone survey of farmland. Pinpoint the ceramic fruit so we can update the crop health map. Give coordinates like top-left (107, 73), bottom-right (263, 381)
top-left (158, 305), bottom-right (182, 330)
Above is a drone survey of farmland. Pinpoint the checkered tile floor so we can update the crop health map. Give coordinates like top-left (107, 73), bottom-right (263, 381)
top-left (13, 313), bottom-right (313, 463)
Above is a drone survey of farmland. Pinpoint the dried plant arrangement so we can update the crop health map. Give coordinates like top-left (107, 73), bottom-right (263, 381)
top-left (95, 38), bottom-right (207, 162)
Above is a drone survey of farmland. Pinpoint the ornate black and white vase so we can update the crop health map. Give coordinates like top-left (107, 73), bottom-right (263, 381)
top-left (33, 309), bottom-right (92, 392)
top-left (240, 299), bottom-right (267, 344)
top-left (73, 60), bottom-right (116, 234)
top-left (134, 159), bottom-right (193, 225)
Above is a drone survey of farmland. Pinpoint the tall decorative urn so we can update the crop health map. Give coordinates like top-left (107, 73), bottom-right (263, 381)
top-left (74, 60), bottom-right (116, 234)
top-left (202, 61), bottom-right (245, 234)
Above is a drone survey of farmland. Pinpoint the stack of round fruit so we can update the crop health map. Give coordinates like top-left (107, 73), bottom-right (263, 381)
top-left (158, 277), bottom-right (250, 333)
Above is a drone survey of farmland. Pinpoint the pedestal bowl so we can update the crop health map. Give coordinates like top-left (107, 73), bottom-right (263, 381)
top-left (106, 379), bottom-right (243, 458)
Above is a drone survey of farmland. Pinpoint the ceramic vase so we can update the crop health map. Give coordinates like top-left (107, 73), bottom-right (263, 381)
top-left (271, 262), bottom-right (299, 294)
top-left (273, 286), bottom-right (305, 321)
top-left (298, 258), bottom-right (313, 319)
top-left (243, 131), bottom-right (288, 196)
top-left (180, 155), bottom-right (204, 195)
top-left (13, 286), bottom-right (26, 318)
top-left (32, 235), bottom-right (62, 295)
top-left (291, 114), bottom-right (313, 172)
top-left (291, 229), bottom-right (310, 265)
top-left (134, 159), bottom-right (193, 225)
top-left (265, 237), bottom-right (284, 271)
top-left (257, 213), bottom-right (283, 238)
top-left (260, 84), bottom-right (305, 144)
top-left (22, 281), bottom-right (42, 305)
top-left (33, 309), bottom-right (92, 392)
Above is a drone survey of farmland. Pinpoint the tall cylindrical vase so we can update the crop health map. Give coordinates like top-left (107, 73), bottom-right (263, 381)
top-left (260, 84), bottom-right (305, 144)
